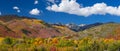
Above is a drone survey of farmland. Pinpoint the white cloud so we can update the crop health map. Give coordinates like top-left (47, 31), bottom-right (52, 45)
top-left (13, 6), bottom-right (19, 10)
top-left (0, 12), bottom-right (1, 15)
top-left (13, 6), bottom-right (21, 13)
top-left (47, 0), bottom-right (59, 4)
top-left (46, 0), bottom-right (120, 16)
top-left (29, 8), bottom-right (40, 15)
top-left (17, 10), bottom-right (21, 13)
top-left (34, 0), bottom-right (39, 4)
top-left (47, 0), bottom-right (55, 3)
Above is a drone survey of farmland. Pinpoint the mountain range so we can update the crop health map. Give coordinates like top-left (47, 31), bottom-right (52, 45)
top-left (0, 15), bottom-right (120, 39)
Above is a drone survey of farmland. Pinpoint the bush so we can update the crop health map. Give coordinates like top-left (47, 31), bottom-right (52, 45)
top-left (3, 37), bottom-right (13, 45)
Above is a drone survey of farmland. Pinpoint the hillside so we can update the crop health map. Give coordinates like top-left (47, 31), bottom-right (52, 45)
top-left (0, 15), bottom-right (120, 39)
top-left (0, 15), bottom-right (76, 38)
top-left (78, 23), bottom-right (120, 39)
top-left (0, 15), bottom-right (36, 22)
top-left (0, 15), bottom-right (120, 51)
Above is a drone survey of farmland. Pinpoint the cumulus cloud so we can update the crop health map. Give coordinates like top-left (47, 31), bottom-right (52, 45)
top-left (46, 0), bottom-right (120, 16)
top-left (13, 6), bottom-right (21, 13)
top-left (29, 8), bottom-right (40, 15)
top-left (34, 0), bottom-right (39, 4)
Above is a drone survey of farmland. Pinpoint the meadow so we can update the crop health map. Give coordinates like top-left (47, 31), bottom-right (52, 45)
top-left (0, 37), bottom-right (120, 51)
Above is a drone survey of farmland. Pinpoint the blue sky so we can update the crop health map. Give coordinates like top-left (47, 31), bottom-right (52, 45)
top-left (0, 0), bottom-right (120, 25)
